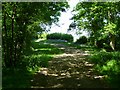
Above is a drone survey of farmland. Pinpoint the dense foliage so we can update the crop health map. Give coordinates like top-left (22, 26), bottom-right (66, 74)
top-left (46, 33), bottom-right (73, 42)
top-left (90, 51), bottom-right (120, 87)
top-left (2, 2), bottom-right (69, 68)
top-left (70, 2), bottom-right (120, 51)
top-left (3, 40), bottom-right (64, 88)
top-left (69, 2), bottom-right (120, 87)
top-left (75, 36), bottom-right (87, 44)
top-left (2, 1), bottom-right (120, 88)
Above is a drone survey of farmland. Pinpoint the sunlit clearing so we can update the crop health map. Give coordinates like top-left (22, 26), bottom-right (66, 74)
top-left (34, 48), bottom-right (52, 51)
top-left (54, 53), bottom-right (88, 58)
top-left (34, 38), bottom-right (44, 42)
top-left (25, 54), bottom-right (52, 59)
top-left (67, 42), bottom-right (71, 44)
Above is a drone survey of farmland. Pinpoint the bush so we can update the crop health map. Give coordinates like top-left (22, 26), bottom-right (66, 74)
top-left (90, 51), bottom-right (120, 87)
top-left (46, 33), bottom-right (73, 42)
top-left (96, 36), bottom-right (110, 49)
top-left (75, 36), bottom-right (87, 44)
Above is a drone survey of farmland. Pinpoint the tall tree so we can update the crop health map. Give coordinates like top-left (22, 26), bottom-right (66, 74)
top-left (70, 2), bottom-right (120, 50)
top-left (2, 2), bottom-right (69, 67)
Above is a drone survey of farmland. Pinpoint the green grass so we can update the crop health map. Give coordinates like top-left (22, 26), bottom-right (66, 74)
top-left (89, 50), bottom-right (120, 88)
top-left (69, 43), bottom-right (120, 88)
top-left (3, 39), bottom-right (120, 88)
top-left (2, 39), bottom-right (64, 88)
top-left (23, 40), bottom-right (64, 72)
top-left (2, 68), bottom-right (33, 88)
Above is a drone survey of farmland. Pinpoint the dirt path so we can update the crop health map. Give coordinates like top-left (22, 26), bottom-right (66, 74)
top-left (31, 43), bottom-right (109, 88)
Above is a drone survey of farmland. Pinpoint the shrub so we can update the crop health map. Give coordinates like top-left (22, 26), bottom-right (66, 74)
top-left (46, 33), bottom-right (73, 42)
top-left (96, 36), bottom-right (110, 49)
top-left (90, 51), bottom-right (120, 87)
top-left (75, 36), bottom-right (87, 44)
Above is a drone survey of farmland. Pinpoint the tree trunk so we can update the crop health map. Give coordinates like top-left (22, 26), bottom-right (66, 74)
top-left (108, 10), bottom-right (116, 51)
top-left (94, 39), bottom-right (97, 47)
top-left (13, 4), bottom-right (17, 66)
top-left (110, 33), bottom-right (115, 51)
top-left (9, 4), bottom-right (16, 67)
top-left (3, 8), bottom-right (8, 67)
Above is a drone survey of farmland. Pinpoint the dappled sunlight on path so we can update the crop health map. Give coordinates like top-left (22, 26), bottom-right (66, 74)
top-left (31, 43), bottom-right (109, 88)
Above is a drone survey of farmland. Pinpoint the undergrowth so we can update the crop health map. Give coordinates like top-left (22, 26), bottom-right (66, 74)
top-left (2, 39), bottom-right (64, 88)
top-left (90, 50), bottom-right (120, 88)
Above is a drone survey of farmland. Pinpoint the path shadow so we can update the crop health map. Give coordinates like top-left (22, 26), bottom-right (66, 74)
top-left (2, 68), bottom-right (33, 88)
top-left (31, 43), bottom-right (109, 88)
top-left (31, 67), bottom-right (109, 88)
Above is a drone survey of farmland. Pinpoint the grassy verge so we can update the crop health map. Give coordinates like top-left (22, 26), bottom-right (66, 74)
top-left (2, 39), bottom-right (64, 88)
top-left (89, 50), bottom-right (120, 88)
top-left (23, 41), bottom-right (64, 73)
top-left (70, 43), bottom-right (120, 88)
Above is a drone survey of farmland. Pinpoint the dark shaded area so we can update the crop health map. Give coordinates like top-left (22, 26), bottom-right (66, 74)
top-left (2, 68), bottom-right (33, 88)
top-left (31, 73), bottom-right (108, 88)
top-left (2, 2), bottom-right (69, 68)
top-left (75, 36), bottom-right (88, 44)
top-left (2, 40), bottom-right (64, 88)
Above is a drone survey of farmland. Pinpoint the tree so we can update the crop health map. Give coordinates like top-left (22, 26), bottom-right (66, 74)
top-left (2, 2), bottom-right (69, 67)
top-left (70, 2), bottom-right (120, 50)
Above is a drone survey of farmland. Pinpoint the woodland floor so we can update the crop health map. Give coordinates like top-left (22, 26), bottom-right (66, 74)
top-left (31, 43), bottom-right (110, 88)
